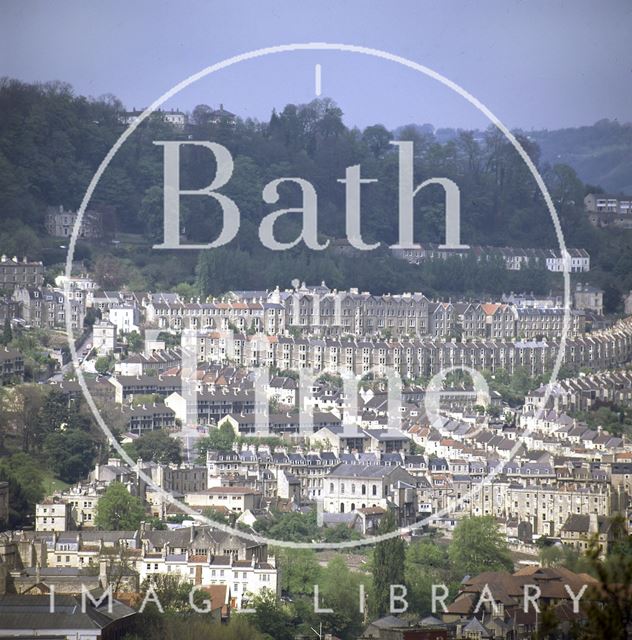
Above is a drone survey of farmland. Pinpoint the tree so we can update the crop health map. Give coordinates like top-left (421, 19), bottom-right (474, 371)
top-left (93, 255), bottom-right (128, 289)
top-left (246, 588), bottom-right (294, 640)
top-left (362, 124), bottom-right (392, 158)
top-left (448, 516), bottom-right (513, 577)
top-left (579, 517), bottom-right (632, 639)
top-left (276, 548), bottom-right (321, 596)
top-left (37, 388), bottom-right (71, 432)
top-left (191, 103), bottom-right (213, 127)
top-left (195, 423), bottom-right (236, 458)
top-left (139, 573), bottom-right (194, 613)
top-left (318, 556), bottom-right (366, 640)
top-left (0, 317), bottom-right (12, 345)
top-left (126, 330), bottom-right (143, 353)
top-left (0, 468), bottom-right (29, 528)
top-left (83, 307), bottom-right (101, 329)
top-left (202, 506), bottom-right (233, 526)
top-left (371, 510), bottom-right (406, 617)
top-left (94, 355), bottom-right (113, 375)
top-left (255, 511), bottom-right (319, 543)
top-left (44, 429), bottom-right (97, 484)
top-left (139, 185), bottom-right (164, 243)
top-left (322, 523), bottom-right (361, 543)
top-left (94, 481), bottom-right (146, 530)
top-left (13, 384), bottom-right (46, 452)
top-left (405, 540), bottom-right (456, 616)
top-left (132, 429), bottom-right (181, 465)
top-left (0, 452), bottom-right (45, 508)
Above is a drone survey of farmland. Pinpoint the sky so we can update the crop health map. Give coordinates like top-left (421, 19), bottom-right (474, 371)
top-left (1, 0), bottom-right (631, 131)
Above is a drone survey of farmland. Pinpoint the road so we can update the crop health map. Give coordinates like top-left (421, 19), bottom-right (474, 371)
top-left (48, 332), bottom-right (93, 382)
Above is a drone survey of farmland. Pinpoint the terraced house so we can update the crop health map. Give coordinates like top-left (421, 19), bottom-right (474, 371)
top-left (0, 347), bottom-right (24, 385)
top-left (0, 254), bottom-right (44, 287)
top-left (194, 316), bottom-right (632, 378)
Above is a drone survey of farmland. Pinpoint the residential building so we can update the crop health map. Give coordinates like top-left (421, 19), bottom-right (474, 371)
top-left (0, 254), bottom-right (44, 288)
top-left (115, 348), bottom-right (181, 376)
top-left (574, 282), bottom-right (604, 315)
top-left (322, 463), bottom-right (418, 526)
top-left (0, 594), bottom-right (137, 640)
top-left (13, 286), bottom-right (85, 331)
top-left (108, 305), bottom-right (140, 334)
top-left (93, 320), bottom-right (117, 355)
top-left (120, 402), bottom-right (177, 434)
top-left (219, 411), bottom-right (341, 437)
top-left (185, 486), bottom-right (261, 513)
top-left (391, 244), bottom-right (591, 272)
top-left (119, 108), bottom-right (188, 128)
top-left (35, 500), bottom-right (73, 532)
top-left (45, 205), bottom-right (104, 239)
top-left (109, 374), bottom-right (182, 404)
top-left (560, 513), bottom-right (619, 555)
top-left (443, 566), bottom-right (597, 638)
top-left (0, 347), bottom-right (24, 385)
top-left (585, 192), bottom-right (632, 228)
top-left (165, 388), bottom-right (263, 425)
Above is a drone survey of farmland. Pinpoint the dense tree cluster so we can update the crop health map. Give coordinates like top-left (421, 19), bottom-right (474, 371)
top-left (126, 429), bottom-right (182, 465)
top-left (529, 118), bottom-right (632, 195)
top-left (94, 481), bottom-right (146, 530)
top-left (2, 79), bottom-right (631, 307)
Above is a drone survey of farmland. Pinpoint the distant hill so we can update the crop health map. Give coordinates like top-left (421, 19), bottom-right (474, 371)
top-left (2, 79), bottom-right (631, 310)
top-left (528, 119), bottom-right (632, 195)
top-left (397, 119), bottom-right (632, 195)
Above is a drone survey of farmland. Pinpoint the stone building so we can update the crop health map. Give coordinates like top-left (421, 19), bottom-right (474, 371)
top-left (0, 347), bottom-right (24, 385)
top-left (585, 193), bottom-right (632, 228)
top-left (322, 463), bottom-right (418, 526)
top-left (574, 282), bottom-right (604, 315)
top-left (12, 286), bottom-right (84, 331)
top-left (45, 205), bottom-right (103, 239)
top-left (35, 500), bottom-right (73, 532)
top-left (560, 513), bottom-right (619, 555)
top-left (0, 255), bottom-right (44, 289)
top-left (92, 320), bottom-right (117, 355)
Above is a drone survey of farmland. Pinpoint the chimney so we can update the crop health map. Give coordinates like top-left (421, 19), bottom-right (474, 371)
top-left (589, 512), bottom-right (599, 534)
top-left (99, 558), bottom-right (109, 589)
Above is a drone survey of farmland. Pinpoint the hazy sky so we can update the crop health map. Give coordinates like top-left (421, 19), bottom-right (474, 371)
top-left (2, 0), bottom-right (631, 131)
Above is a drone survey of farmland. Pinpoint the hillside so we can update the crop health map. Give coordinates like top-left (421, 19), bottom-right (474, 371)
top-left (1, 78), bottom-right (632, 311)
top-left (400, 119), bottom-right (632, 195)
top-left (529, 119), bottom-right (632, 195)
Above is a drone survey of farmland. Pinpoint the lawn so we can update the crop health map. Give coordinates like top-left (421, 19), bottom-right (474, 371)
top-left (41, 469), bottom-right (71, 494)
